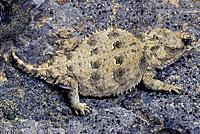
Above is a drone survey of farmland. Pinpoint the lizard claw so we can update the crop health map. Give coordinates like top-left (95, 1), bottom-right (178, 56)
top-left (166, 85), bottom-right (184, 94)
top-left (172, 86), bottom-right (184, 94)
top-left (74, 103), bottom-right (92, 116)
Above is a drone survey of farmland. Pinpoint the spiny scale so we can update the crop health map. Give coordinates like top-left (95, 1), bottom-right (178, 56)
top-left (12, 28), bottom-right (145, 98)
top-left (11, 28), bottom-right (189, 116)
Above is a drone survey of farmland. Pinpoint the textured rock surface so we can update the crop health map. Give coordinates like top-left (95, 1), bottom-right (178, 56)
top-left (0, 0), bottom-right (200, 133)
top-left (0, 0), bottom-right (32, 42)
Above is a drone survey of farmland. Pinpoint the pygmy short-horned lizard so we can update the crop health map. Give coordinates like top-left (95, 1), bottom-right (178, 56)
top-left (11, 28), bottom-right (190, 116)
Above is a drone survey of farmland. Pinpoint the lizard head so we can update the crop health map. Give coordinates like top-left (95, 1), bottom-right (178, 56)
top-left (144, 28), bottom-right (191, 69)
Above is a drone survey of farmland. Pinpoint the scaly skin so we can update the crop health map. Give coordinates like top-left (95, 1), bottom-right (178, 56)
top-left (11, 28), bottom-right (190, 116)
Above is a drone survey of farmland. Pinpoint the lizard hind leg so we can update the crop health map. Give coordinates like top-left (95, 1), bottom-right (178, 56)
top-left (58, 77), bottom-right (91, 116)
top-left (142, 68), bottom-right (183, 94)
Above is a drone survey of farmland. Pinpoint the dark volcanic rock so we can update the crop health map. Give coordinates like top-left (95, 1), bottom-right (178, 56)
top-left (0, 0), bottom-right (199, 133)
top-left (0, 0), bottom-right (32, 42)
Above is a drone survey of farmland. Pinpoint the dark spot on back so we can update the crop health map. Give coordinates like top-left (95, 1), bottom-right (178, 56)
top-left (90, 48), bottom-right (98, 56)
top-left (112, 41), bottom-right (121, 49)
top-left (114, 56), bottom-right (124, 65)
top-left (90, 60), bottom-right (101, 69)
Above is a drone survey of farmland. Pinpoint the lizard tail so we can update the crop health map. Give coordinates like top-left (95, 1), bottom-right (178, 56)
top-left (11, 51), bottom-right (40, 77)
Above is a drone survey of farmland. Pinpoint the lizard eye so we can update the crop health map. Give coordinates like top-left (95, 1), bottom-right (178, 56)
top-left (165, 47), bottom-right (176, 54)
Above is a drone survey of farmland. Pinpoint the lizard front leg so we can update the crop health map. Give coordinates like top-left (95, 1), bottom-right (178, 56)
top-left (58, 77), bottom-right (91, 116)
top-left (142, 67), bottom-right (183, 94)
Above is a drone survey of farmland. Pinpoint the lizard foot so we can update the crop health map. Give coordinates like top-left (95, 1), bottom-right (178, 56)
top-left (164, 85), bottom-right (184, 94)
top-left (73, 103), bottom-right (91, 116)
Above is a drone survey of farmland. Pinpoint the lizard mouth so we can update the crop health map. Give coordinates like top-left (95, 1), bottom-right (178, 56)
top-left (158, 46), bottom-right (185, 66)
top-left (165, 46), bottom-right (185, 55)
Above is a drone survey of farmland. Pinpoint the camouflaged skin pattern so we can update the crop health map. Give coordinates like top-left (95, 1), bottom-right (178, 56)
top-left (144, 28), bottom-right (187, 69)
top-left (11, 28), bottom-right (189, 115)
top-left (12, 28), bottom-right (146, 96)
